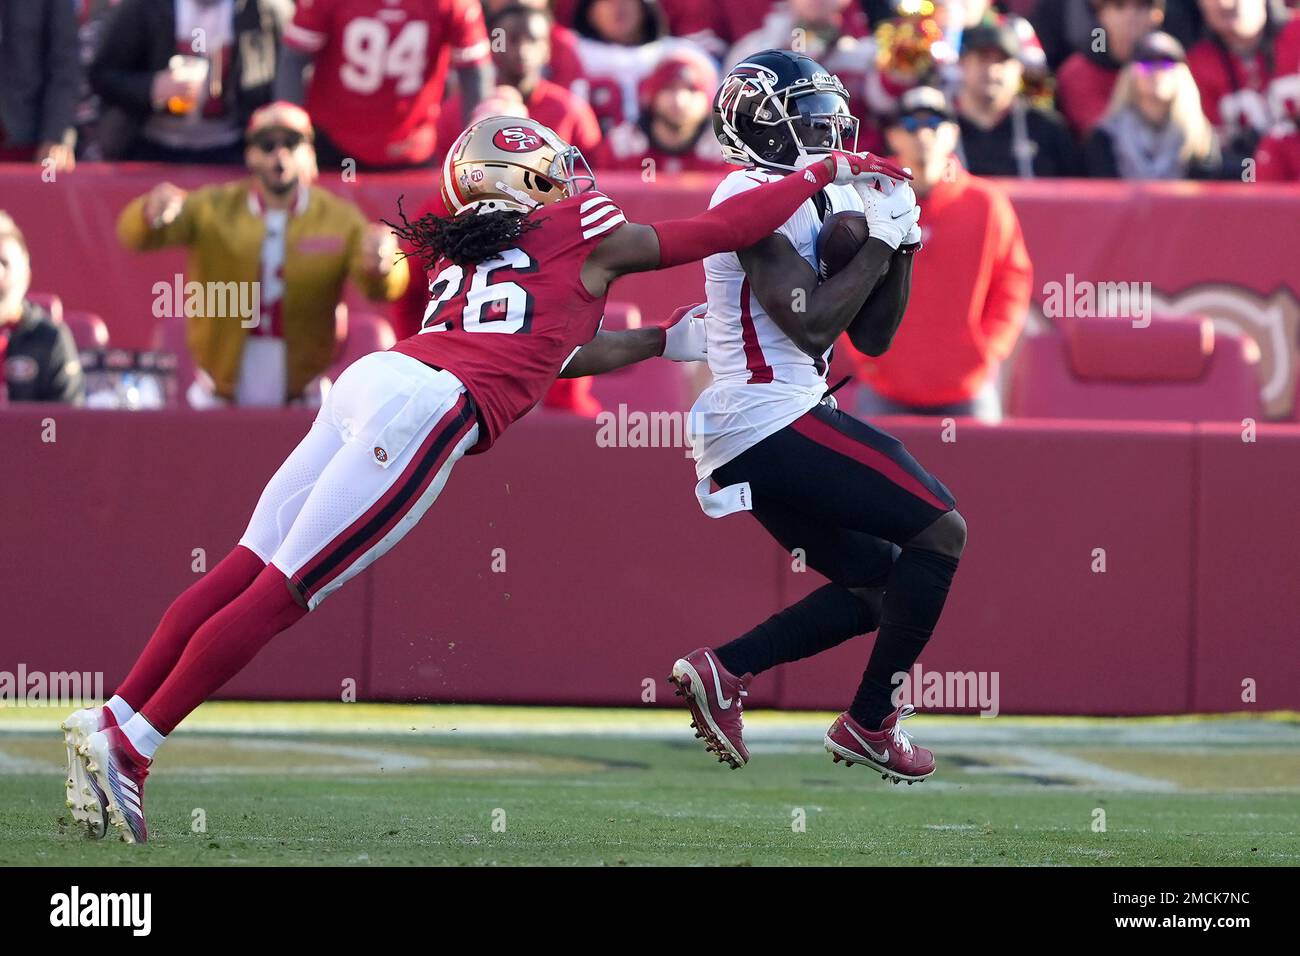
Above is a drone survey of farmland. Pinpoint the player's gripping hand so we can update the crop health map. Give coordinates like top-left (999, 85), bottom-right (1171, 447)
top-left (859, 179), bottom-right (920, 250)
top-left (796, 150), bottom-right (913, 187)
top-left (659, 302), bottom-right (709, 362)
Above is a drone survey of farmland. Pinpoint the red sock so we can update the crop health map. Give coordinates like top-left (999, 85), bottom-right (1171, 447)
top-left (115, 546), bottom-right (265, 710)
top-left (141, 565), bottom-right (307, 734)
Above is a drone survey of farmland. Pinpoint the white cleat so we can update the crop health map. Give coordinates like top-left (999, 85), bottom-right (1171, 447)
top-left (79, 727), bottom-right (150, 844)
top-left (60, 708), bottom-right (107, 838)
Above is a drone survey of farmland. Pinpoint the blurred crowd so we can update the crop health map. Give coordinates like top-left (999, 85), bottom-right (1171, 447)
top-left (3, 0), bottom-right (1296, 414)
top-left (2, 0), bottom-right (1299, 180)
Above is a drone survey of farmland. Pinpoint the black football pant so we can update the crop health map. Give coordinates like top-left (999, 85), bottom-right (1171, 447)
top-left (711, 400), bottom-right (964, 728)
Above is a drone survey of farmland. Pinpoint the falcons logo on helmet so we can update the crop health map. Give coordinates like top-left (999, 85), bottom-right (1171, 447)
top-left (716, 64), bottom-right (778, 127)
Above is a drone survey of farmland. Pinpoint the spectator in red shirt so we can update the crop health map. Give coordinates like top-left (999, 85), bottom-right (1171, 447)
top-left (565, 0), bottom-right (711, 133)
top-left (437, 5), bottom-right (602, 163)
top-left (595, 49), bottom-right (727, 174)
top-left (1085, 31), bottom-right (1229, 177)
top-left (275, 0), bottom-right (494, 171)
top-left (482, 0), bottom-right (586, 90)
top-left (1188, 0), bottom-right (1296, 169)
top-left (1057, 0), bottom-right (1167, 138)
top-left (1254, 125), bottom-right (1300, 178)
top-left (849, 86), bottom-right (1033, 422)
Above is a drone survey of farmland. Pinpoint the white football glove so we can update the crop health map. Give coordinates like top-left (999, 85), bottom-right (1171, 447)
top-left (903, 218), bottom-right (922, 247)
top-left (660, 302), bottom-right (709, 362)
top-left (858, 178), bottom-right (920, 250)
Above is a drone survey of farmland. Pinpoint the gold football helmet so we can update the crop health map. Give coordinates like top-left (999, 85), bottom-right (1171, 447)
top-left (440, 115), bottom-right (596, 215)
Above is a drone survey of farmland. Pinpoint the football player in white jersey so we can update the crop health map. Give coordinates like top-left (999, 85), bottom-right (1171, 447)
top-left (669, 50), bottom-right (969, 784)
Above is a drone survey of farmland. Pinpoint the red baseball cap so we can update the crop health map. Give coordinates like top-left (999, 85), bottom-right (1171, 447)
top-left (638, 51), bottom-right (719, 110)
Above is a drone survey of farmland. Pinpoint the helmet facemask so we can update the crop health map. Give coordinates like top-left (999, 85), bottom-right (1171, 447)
top-left (716, 65), bottom-right (860, 172)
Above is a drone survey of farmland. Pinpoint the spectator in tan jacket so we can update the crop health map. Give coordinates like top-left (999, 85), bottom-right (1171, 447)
top-left (117, 102), bottom-right (408, 407)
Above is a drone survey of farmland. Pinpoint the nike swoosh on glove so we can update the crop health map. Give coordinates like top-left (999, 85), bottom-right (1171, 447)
top-left (859, 179), bottom-right (921, 250)
top-left (795, 150), bottom-right (913, 186)
top-left (660, 302), bottom-right (709, 362)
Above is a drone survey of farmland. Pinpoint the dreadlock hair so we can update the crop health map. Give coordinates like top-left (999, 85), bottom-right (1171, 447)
top-left (385, 195), bottom-right (542, 268)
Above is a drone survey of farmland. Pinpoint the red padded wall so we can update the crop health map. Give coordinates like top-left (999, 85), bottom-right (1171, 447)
top-left (1, 407), bottom-right (1296, 714)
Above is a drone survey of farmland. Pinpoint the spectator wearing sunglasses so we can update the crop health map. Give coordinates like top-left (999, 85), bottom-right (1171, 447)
top-left (1085, 31), bottom-right (1228, 178)
top-left (955, 18), bottom-right (1082, 177)
top-left (1057, 0), bottom-right (1168, 138)
top-left (116, 102), bottom-right (409, 408)
top-left (846, 86), bottom-right (1032, 423)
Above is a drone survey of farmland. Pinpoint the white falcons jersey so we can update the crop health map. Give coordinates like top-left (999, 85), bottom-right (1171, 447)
top-left (704, 168), bottom-right (862, 387)
top-left (690, 168), bottom-right (865, 517)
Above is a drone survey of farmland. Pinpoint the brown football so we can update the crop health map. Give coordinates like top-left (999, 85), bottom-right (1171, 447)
top-left (816, 210), bottom-right (870, 280)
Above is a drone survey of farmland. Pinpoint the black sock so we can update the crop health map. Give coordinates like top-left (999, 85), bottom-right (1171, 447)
top-left (716, 584), bottom-right (879, 678)
top-left (850, 547), bottom-right (960, 729)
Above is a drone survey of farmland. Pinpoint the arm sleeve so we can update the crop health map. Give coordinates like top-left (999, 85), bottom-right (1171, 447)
top-left (346, 208), bottom-right (412, 303)
top-left (650, 161), bottom-right (833, 267)
top-left (117, 192), bottom-right (200, 251)
top-left (979, 196), bottom-right (1032, 363)
top-left (42, 322), bottom-right (86, 405)
top-left (39, 0), bottom-right (82, 144)
top-left (282, 0), bottom-right (332, 53)
top-left (89, 0), bottom-right (157, 113)
top-left (448, 0), bottom-right (491, 66)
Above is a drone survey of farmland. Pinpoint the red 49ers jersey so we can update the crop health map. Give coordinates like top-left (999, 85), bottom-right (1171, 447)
top-left (284, 0), bottom-right (490, 167)
top-left (390, 191), bottom-right (628, 451)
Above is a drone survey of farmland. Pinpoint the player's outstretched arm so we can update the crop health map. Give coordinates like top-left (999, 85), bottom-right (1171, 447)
top-left (579, 153), bottom-right (909, 298)
top-left (848, 246), bottom-right (916, 356)
top-left (559, 304), bottom-right (707, 378)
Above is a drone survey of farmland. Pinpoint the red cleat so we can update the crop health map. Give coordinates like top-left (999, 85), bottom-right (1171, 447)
top-left (79, 726), bottom-right (151, 843)
top-left (669, 648), bottom-right (751, 768)
top-left (825, 705), bottom-right (935, 784)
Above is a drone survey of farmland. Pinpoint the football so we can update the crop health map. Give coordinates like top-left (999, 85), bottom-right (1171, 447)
top-left (816, 209), bottom-right (871, 280)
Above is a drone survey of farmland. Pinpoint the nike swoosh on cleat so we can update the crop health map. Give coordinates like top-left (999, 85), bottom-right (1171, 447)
top-left (704, 651), bottom-right (733, 709)
top-left (844, 722), bottom-right (890, 763)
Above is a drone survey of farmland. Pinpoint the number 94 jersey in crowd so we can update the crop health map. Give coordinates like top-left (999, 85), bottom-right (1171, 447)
top-left (389, 191), bottom-right (627, 452)
top-left (283, 0), bottom-right (491, 167)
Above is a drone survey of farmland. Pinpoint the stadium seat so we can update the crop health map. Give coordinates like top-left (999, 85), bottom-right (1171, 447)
top-left (150, 315), bottom-right (196, 404)
top-left (327, 310), bottom-right (398, 383)
top-left (26, 291), bottom-right (63, 323)
top-left (62, 310), bottom-right (110, 350)
top-left (588, 301), bottom-right (694, 413)
top-left (1007, 314), bottom-right (1263, 422)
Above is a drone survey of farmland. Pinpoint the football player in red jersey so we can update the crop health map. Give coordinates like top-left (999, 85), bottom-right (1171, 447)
top-left (275, 0), bottom-right (494, 170)
top-left (61, 114), bottom-right (910, 842)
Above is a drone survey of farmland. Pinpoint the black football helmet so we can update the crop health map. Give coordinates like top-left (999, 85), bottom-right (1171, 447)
top-left (713, 49), bottom-right (859, 172)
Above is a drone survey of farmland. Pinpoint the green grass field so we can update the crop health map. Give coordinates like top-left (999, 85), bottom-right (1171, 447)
top-left (2, 704), bottom-right (1297, 866)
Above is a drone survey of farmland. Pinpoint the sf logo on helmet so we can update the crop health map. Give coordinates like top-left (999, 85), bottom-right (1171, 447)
top-left (492, 127), bottom-right (543, 153)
